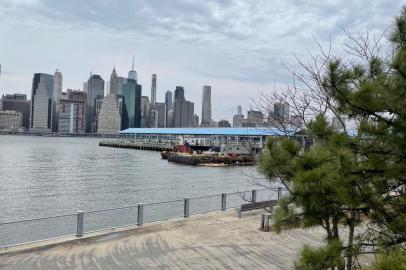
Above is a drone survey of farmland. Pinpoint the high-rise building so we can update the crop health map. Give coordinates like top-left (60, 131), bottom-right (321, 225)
top-left (52, 69), bottom-right (62, 132)
top-left (0, 110), bottom-right (22, 130)
top-left (237, 105), bottom-right (242, 115)
top-left (243, 110), bottom-right (264, 127)
top-left (110, 68), bottom-right (118, 95)
top-left (173, 86), bottom-right (194, 127)
top-left (233, 105), bottom-right (244, 127)
top-left (155, 102), bottom-right (166, 128)
top-left (30, 73), bottom-right (54, 130)
top-left (193, 114), bottom-right (199, 128)
top-left (273, 102), bottom-right (289, 122)
top-left (86, 74), bottom-right (104, 133)
top-left (218, 119), bottom-right (231, 127)
top-left (165, 91), bottom-right (172, 127)
top-left (97, 94), bottom-right (121, 134)
top-left (174, 100), bottom-right (194, 127)
top-left (151, 74), bottom-right (157, 106)
top-left (174, 86), bottom-right (185, 102)
top-left (121, 79), bottom-right (142, 130)
top-left (58, 89), bottom-right (87, 133)
top-left (201, 85), bottom-right (212, 126)
top-left (0, 94), bottom-right (30, 129)
top-left (140, 96), bottom-right (150, 128)
top-left (128, 56), bottom-right (137, 81)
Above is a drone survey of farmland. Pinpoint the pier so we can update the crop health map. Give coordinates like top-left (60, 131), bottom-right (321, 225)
top-left (99, 140), bottom-right (174, 151)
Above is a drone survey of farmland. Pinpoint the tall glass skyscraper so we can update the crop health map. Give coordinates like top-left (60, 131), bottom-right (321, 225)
top-left (86, 74), bottom-right (104, 133)
top-left (121, 79), bottom-right (142, 129)
top-left (201, 85), bottom-right (211, 126)
top-left (30, 73), bottom-right (54, 130)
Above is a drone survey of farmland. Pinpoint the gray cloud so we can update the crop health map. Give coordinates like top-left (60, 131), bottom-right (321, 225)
top-left (0, 0), bottom-right (403, 120)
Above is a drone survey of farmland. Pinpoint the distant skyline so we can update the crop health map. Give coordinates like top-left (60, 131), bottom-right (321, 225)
top-left (0, 0), bottom-right (403, 121)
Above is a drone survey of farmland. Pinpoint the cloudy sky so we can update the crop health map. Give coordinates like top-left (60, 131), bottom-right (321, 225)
top-left (0, 0), bottom-right (403, 121)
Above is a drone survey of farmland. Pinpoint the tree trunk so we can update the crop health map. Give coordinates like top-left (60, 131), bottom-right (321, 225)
top-left (346, 214), bottom-right (355, 270)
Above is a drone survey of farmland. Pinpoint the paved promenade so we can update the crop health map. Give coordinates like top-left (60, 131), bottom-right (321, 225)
top-left (0, 210), bottom-right (328, 270)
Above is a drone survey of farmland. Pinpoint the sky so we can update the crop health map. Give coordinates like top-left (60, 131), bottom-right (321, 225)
top-left (0, 0), bottom-right (404, 121)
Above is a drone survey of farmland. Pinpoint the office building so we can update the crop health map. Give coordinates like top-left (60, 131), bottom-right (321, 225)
top-left (193, 114), bottom-right (199, 128)
top-left (201, 85), bottom-right (212, 126)
top-left (151, 74), bottom-right (157, 106)
top-left (165, 90), bottom-right (172, 127)
top-left (58, 89), bottom-right (86, 133)
top-left (86, 74), bottom-right (104, 133)
top-left (273, 102), bottom-right (289, 122)
top-left (110, 68), bottom-right (118, 95)
top-left (98, 94), bottom-right (121, 134)
top-left (173, 86), bottom-right (194, 127)
top-left (174, 86), bottom-right (185, 102)
top-left (155, 102), bottom-right (166, 128)
top-left (0, 110), bottom-right (22, 130)
top-left (30, 73), bottom-right (54, 131)
top-left (0, 94), bottom-right (30, 129)
top-left (121, 79), bottom-right (142, 129)
top-left (218, 119), bottom-right (231, 127)
top-left (52, 69), bottom-right (62, 132)
top-left (174, 100), bottom-right (194, 127)
top-left (140, 96), bottom-right (150, 128)
top-left (128, 56), bottom-right (137, 81)
top-left (233, 105), bottom-right (244, 128)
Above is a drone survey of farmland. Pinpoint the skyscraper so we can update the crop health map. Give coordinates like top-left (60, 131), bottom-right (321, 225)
top-left (173, 86), bottom-right (194, 127)
top-left (110, 68), bottom-right (118, 95)
top-left (174, 86), bottom-right (185, 102)
top-left (128, 56), bottom-right (137, 81)
top-left (273, 102), bottom-right (289, 122)
top-left (151, 74), bottom-right (157, 106)
top-left (30, 73), bottom-right (54, 130)
top-left (121, 79), bottom-right (142, 129)
top-left (0, 94), bottom-right (30, 129)
top-left (52, 69), bottom-right (62, 132)
top-left (86, 74), bottom-right (104, 133)
top-left (201, 85), bottom-right (211, 126)
top-left (233, 105), bottom-right (244, 127)
top-left (58, 89), bottom-right (87, 134)
top-left (165, 90), bottom-right (172, 127)
top-left (140, 96), bottom-right (150, 127)
top-left (98, 94), bottom-right (121, 134)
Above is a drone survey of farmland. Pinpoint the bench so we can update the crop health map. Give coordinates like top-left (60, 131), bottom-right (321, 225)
top-left (236, 200), bottom-right (277, 218)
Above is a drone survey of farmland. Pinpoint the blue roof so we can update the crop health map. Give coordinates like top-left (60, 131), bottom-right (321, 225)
top-left (120, 127), bottom-right (296, 136)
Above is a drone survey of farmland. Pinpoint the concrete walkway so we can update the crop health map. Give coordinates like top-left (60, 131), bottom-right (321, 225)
top-left (0, 210), bottom-right (329, 270)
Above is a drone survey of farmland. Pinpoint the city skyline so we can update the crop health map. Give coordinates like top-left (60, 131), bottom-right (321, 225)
top-left (0, 1), bottom-right (401, 121)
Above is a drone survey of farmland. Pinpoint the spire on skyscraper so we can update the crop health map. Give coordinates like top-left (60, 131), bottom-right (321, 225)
top-left (128, 55), bottom-right (137, 81)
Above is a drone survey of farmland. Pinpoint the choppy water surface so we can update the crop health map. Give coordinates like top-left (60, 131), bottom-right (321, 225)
top-left (0, 135), bottom-right (269, 246)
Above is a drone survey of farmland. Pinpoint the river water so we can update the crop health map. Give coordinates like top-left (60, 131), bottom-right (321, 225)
top-left (0, 135), bottom-right (271, 246)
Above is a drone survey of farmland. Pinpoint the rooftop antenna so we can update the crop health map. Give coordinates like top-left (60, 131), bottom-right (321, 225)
top-left (132, 55), bottom-right (134, 71)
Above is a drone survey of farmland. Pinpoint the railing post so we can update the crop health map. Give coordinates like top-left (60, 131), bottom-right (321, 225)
top-left (221, 192), bottom-right (226, 211)
top-left (137, 203), bottom-right (144, 226)
top-left (184, 197), bottom-right (190, 218)
top-left (76, 211), bottom-right (84, 237)
top-left (277, 187), bottom-right (282, 200)
top-left (252, 189), bottom-right (257, 203)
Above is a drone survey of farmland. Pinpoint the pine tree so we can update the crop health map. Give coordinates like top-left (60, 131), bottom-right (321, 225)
top-left (259, 8), bottom-right (406, 270)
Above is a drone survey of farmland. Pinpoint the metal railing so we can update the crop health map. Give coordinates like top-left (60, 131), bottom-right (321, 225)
top-left (0, 187), bottom-right (285, 248)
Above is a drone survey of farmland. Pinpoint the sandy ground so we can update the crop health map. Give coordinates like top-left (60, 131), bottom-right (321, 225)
top-left (0, 210), bottom-right (331, 270)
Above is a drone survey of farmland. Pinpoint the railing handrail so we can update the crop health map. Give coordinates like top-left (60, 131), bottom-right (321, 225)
top-left (0, 187), bottom-right (284, 227)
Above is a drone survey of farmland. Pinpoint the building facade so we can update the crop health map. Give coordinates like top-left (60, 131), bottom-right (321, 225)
top-left (173, 100), bottom-right (194, 127)
top-left (30, 73), bottom-right (54, 131)
top-left (86, 74), bottom-right (104, 133)
top-left (201, 85), bottom-right (212, 126)
top-left (58, 89), bottom-right (87, 133)
top-left (121, 79), bottom-right (142, 130)
top-left (97, 94), bottom-right (121, 134)
top-left (0, 110), bottom-right (22, 130)
top-left (140, 96), bottom-right (150, 128)
top-left (0, 94), bottom-right (30, 129)
top-left (165, 90), bottom-right (172, 127)
top-left (52, 69), bottom-right (62, 132)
